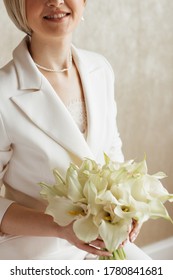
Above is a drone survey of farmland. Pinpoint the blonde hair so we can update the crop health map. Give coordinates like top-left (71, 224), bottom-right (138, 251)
top-left (3, 0), bottom-right (31, 35)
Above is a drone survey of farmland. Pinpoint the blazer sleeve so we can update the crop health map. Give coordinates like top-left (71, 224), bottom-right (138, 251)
top-left (0, 112), bottom-right (14, 225)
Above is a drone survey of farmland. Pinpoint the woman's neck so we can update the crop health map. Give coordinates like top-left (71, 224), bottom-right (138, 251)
top-left (29, 34), bottom-right (72, 73)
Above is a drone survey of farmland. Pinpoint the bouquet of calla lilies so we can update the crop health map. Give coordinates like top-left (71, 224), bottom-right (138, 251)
top-left (39, 154), bottom-right (173, 260)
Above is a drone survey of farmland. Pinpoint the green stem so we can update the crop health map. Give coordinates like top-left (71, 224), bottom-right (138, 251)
top-left (99, 248), bottom-right (126, 260)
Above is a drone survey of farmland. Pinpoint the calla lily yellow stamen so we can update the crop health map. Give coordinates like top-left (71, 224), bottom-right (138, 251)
top-left (104, 215), bottom-right (112, 222)
top-left (68, 210), bottom-right (84, 216)
top-left (122, 206), bottom-right (129, 212)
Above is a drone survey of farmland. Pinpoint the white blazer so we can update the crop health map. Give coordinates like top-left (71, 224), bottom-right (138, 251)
top-left (0, 37), bottom-right (152, 260)
top-left (0, 36), bottom-right (123, 227)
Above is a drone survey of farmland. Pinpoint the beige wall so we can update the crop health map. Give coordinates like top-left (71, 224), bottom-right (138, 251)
top-left (0, 1), bottom-right (173, 247)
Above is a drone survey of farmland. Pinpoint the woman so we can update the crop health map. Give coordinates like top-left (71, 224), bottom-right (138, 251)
top-left (0, 0), bottom-right (150, 259)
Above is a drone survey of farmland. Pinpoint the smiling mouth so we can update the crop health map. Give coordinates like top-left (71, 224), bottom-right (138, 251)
top-left (44, 13), bottom-right (70, 20)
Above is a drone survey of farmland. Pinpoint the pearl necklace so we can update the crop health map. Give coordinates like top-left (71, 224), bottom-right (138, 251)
top-left (34, 50), bottom-right (72, 73)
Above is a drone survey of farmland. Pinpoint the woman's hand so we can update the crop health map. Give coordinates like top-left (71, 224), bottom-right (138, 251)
top-left (58, 222), bottom-right (112, 258)
top-left (58, 219), bottom-right (141, 256)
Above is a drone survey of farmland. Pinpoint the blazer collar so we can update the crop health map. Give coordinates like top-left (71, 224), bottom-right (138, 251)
top-left (13, 36), bottom-right (42, 90)
top-left (11, 36), bottom-right (107, 162)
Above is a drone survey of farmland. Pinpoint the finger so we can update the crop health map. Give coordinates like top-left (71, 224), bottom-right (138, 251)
top-left (78, 242), bottom-right (112, 257)
top-left (89, 239), bottom-right (105, 249)
top-left (128, 220), bottom-right (139, 242)
top-left (129, 226), bottom-right (141, 242)
top-left (130, 220), bottom-right (140, 235)
top-left (132, 219), bottom-right (139, 229)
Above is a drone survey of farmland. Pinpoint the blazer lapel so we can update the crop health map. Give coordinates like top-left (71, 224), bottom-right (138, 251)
top-left (11, 37), bottom-right (107, 161)
top-left (72, 46), bottom-right (107, 158)
top-left (11, 79), bottom-right (94, 160)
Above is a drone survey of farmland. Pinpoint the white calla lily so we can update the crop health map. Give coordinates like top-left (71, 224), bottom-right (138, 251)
top-left (66, 166), bottom-right (84, 202)
top-left (83, 180), bottom-right (103, 215)
top-left (148, 199), bottom-right (173, 222)
top-left (99, 219), bottom-right (131, 252)
top-left (97, 189), bottom-right (120, 205)
top-left (73, 213), bottom-right (98, 243)
top-left (39, 182), bottom-right (67, 201)
top-left (142, 174), bottom-right (172, 202)
top-left (114, 199), bottom-right (150, 224)
top-left (45, 197), bottom-right (85, 226)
